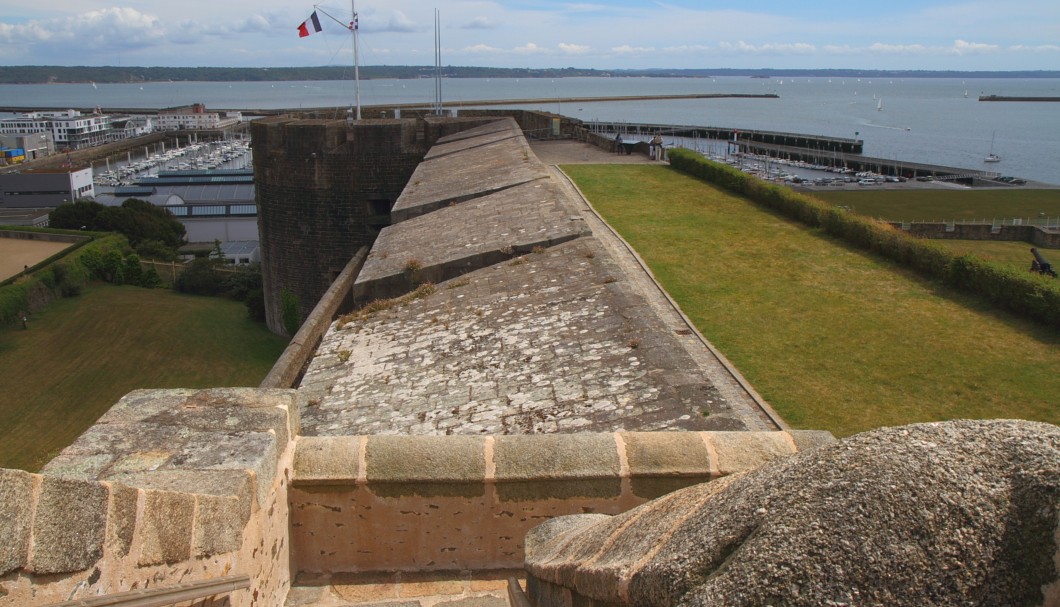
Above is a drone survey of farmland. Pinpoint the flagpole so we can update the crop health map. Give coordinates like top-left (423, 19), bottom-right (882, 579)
top-left (352, 0), bottom-right (360, 120)
top-left (314, 3), bottom-right (359, 120)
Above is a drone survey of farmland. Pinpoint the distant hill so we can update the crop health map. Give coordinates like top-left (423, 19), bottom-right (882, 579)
top-left (1, 65), bottom-right (1058, 84)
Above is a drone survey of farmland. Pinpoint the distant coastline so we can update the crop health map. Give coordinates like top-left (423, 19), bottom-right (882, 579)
top-left (2, 65), bottom-right (1059, 85)
top-left (979, 94), bottom-right (1060, 102)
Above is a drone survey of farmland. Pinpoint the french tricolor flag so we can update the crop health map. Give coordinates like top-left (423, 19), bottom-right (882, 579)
top-left (297, 11), bottom-right (322, 37)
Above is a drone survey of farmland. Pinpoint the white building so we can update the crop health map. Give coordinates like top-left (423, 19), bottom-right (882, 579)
top-left (0, 167), bottom-right (95, 208)
top-left (156, 104), bottom-right (242, 131)
top-left (0, 110), bottom-right (111, 150)
top-left (109, 116), bottom-right (155, 140)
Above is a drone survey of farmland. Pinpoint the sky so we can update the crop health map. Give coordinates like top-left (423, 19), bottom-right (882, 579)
top-left (1, 1), bottom-right (1058, 71)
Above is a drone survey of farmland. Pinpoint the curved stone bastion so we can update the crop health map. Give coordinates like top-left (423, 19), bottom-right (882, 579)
top-left (3, 114), bottom-right (1055, 606)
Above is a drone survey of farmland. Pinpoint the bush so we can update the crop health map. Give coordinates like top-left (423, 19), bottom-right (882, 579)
top-left (174, 258), bottom-right (225, 296)
top-left (280, 288), bottom-right (300, 335)
top-left (668, 148), bottom-right (1060, 330)
top-left (245, 287), bottom-right (266, 322)
top-left (139, 267), bottom-right (163, 289)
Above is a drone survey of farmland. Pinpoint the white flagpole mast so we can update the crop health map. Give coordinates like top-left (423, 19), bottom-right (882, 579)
top-left (434, 9), bottom-right (442, 116)
top-left (352, 0), bottom-right (360, 120)
top-left (310, 4), bottom-right (361, 119)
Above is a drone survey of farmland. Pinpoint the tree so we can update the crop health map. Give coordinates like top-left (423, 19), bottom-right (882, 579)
top-left (49, 198), bottom-right (186, 257)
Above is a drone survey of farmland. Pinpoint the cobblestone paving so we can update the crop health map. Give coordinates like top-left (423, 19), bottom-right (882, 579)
top-left (301, 239), bottom-right (750, 436)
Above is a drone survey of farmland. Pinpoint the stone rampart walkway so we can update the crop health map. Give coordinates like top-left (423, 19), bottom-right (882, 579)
top-left (299, 125), bottom-right (778, 436)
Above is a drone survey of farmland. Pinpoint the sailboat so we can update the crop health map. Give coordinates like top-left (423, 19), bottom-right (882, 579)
top-left (877, 98), bottom-right (883, 112)
top-left (984, 131), bottom-right (1001, 163)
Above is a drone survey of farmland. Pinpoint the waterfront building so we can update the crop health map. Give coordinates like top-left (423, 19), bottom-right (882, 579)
top-left (108, 115), bottom-right (155, 141)
top-left (156, 103), bottom-right (242, 131)
top-left (0, 109), bottom-right (111, 150)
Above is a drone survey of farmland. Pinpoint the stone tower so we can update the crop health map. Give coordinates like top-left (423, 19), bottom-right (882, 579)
top-left (252, 116), bottom-right (426, 335)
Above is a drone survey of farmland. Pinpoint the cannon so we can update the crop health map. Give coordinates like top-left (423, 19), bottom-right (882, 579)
top-left (1030, 248), bottom-right (1057, 277)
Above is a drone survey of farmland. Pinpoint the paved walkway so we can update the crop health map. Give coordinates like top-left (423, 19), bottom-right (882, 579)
top-left (529, 139), bottom-right (660, 165)
top-left (533, 140), bottom-right (782, 431)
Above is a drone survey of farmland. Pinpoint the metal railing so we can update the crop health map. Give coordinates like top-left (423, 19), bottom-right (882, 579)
top-left (43, 574), bottom-right (250, 607)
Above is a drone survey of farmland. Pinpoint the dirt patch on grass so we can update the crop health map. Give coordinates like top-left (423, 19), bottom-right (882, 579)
top-left (0, 238), bottom-right (73, 281)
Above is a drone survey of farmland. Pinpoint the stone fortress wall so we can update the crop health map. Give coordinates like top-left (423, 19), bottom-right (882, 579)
top-left (0, 114), bottom-right (832, 605)
top-left (8, 114), bottom-right (1055, 606)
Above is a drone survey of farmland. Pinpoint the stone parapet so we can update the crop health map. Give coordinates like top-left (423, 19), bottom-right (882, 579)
top-left (288, 430), bottom-right (832, 574)
top-left (521, 420), bottom-right (1060, 607)
top-left (889, 221), bottom-right (1060, 248)
top-left (0, 388), bottom-right (301, 606)
top-left (261, 247), bottom-right (369, 389)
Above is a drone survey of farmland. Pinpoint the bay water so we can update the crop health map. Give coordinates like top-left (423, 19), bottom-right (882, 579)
top-left (2, 76), bottom-right (1057, 183)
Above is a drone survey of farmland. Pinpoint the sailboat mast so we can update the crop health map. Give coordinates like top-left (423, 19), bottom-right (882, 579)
top-left (352, 0), bottom-right (361, 120)
top-left (434, 9), bottom-right (442, 115)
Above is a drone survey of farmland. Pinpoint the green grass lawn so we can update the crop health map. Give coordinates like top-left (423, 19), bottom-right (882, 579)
top-left (933, 239), bottom-right (1050, 273)
top-left (0, 285), bottom-right (288, 471)
top-left (813, 188), bottom-right (1060, 223)
top-left (813, 188), bottom-right (1060, 273)
top-left (564, 164), bottom-right (1060, 438)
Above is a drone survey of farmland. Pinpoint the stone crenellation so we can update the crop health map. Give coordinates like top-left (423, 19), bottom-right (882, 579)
top-left (1, 388), bottom-right (300, 606)
top-left (891, 220), bottom-right (1060, 247)
top-left (288, 430), bottom-right (832, 575)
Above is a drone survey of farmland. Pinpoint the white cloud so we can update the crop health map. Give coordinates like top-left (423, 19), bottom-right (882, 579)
top-left (716, 41), bottom-right (817, 55)
top-left (951, 39), bottom-right (998, 54)
top-left (612, 44), bottom-right (656, 54)
top-left (514, 42), bottom-right (546, 54)
top-left (558, 42), bottom-right (590, 54)
top-left (0, 1), bottom-right (1057, 69)
top-left (1008, 44), bottom-right (1060, 52)
top-left (461, 43), bottom-right (502, 54)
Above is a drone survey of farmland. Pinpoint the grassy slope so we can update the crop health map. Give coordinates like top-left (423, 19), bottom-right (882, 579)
top-left (564, 164), bottom-right (1060, 437)
top-left (0, 285), bottom-right (288, 471)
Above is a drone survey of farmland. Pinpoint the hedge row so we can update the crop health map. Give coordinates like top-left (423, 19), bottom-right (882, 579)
top-left (668, 148), bottom-right (1060, 329)
top-left (0, 234), bottom-right (128, 328)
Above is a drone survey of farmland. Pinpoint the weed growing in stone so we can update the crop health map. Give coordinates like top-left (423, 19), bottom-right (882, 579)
top-left (337, 349), bottom-right (351, 362)
top-left (509, 256), bottom-right (528, 266)
top-left (627, 338), bottom-right (641, 349)
top-left (337, 282), bottom-right (437, 328)
top-left (532, 245), bottom-right (546, 254)
top-left (403, 258), bottom-right (423, 273)
top-left (447, 277), bottom-right (471, 289)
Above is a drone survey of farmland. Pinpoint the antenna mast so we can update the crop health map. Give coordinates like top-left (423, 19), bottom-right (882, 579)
top-left (434, 9), bottom-right (442, 116)
top-left (352, 0), bottom-right (361, 120)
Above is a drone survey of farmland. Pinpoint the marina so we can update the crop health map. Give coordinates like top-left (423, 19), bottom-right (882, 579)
top-left (92, 138), bottom-right (251, 188)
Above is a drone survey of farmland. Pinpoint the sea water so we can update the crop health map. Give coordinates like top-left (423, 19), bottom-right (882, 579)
top-left (2, 76), bottom-right (1058, 183)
